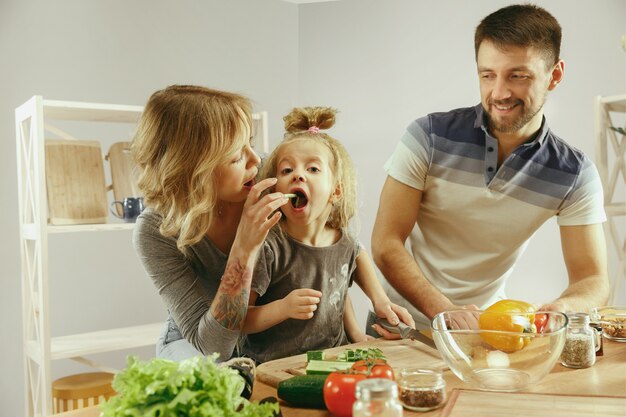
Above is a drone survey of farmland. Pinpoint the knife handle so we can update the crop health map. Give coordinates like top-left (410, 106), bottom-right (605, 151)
top-left (375, 317), bottom-right (403, 334)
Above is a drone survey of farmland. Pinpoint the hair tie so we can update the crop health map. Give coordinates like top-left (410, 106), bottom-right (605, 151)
top-left (307, 126), bottom-right (320, 133)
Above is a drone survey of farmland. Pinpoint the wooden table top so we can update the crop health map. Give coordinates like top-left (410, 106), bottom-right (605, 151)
top-left (57, 339), bottom-right (626, 417)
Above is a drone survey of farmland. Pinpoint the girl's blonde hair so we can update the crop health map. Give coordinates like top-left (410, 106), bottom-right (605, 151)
top-left (260, 106), bottom-right (356, 230)
top-left (131, 85), bottom-right (252, 253)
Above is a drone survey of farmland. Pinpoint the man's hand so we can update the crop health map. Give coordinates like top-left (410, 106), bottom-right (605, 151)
top-left (538, 302), bottom-right (567, 312)
top-left (445, 304), bottom-right (480, 330)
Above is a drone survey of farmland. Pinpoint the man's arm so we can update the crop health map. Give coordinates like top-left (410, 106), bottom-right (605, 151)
top-left (372, 176), bottom-right (474, 321)
top-left (541, 224), bottom-right (609, 312)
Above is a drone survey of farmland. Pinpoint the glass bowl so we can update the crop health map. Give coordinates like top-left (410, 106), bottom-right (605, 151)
top-left (591, 305), bottom-right (626, 342)
top-left (431, 310), bottom-right (567, 392)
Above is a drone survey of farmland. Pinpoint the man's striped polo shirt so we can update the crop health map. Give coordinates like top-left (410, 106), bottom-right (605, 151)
top-left (382, 104), bottom-right (606, 328)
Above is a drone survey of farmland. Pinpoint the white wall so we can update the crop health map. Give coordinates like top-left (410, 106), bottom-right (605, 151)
top-left (0, 1), bottom-right (298, 416)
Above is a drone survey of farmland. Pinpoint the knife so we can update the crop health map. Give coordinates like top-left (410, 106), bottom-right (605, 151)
top-left (374, 316), bottom-right (438, 350)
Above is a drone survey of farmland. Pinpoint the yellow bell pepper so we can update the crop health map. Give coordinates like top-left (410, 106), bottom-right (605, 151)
top-left (478, 299), bottom-right (537, 352)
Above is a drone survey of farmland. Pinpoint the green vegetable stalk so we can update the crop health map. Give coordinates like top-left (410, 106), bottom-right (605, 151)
top-left (99, 355), bottom-right (278, 417)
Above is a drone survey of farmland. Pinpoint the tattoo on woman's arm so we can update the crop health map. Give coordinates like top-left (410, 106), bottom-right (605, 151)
top-left (212, 261), bottom-right (253, 329)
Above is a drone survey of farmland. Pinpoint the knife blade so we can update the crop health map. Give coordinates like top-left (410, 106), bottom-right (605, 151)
top-left (374, 317), bottom-right (438, 349)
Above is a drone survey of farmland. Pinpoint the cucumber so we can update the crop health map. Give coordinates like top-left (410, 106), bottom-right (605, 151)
top-left (305, 359), bottom-right (353, 375)
top-left (277, 375), bottom-right (327, 409)
top-left (306, 350), bottom-right (325, 361)
top-left (337, 347), bottom-right (386, 362)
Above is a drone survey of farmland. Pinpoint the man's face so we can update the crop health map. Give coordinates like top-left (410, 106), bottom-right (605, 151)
top-left (477, 40), bottom-right (562, 138)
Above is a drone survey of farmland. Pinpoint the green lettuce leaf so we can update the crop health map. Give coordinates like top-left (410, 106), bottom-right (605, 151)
top-left (99, 355), bottom-right (278, 417)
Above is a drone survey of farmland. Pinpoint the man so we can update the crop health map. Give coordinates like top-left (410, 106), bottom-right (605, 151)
top-left (371, 4), bottom-right (609, 331)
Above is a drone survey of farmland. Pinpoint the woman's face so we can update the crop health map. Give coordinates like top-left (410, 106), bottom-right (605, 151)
top-left (215, 138), bottom-right (261, 203)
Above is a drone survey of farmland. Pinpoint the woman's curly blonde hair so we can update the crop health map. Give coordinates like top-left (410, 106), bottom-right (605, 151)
top-left (131, 85), bottom-right (252, 254)
top-left (259, 106), bottom-right (356, 230)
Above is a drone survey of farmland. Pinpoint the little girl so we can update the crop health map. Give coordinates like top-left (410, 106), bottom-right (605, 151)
top-left (241, 106), bottom-right (414, 363)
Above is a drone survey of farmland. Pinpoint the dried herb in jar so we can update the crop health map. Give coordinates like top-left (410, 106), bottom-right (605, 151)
top-left (560, 313), bottom-right (595, 369)
top-left (398, 368), bottom-right (446, 411)
top-left (400, 387), bottom-right (445, 409)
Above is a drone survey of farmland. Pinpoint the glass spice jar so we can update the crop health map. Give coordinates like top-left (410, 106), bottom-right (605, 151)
top-left (560, 312), bottom-right (596, 369)
top-left (352, 378), bottom-right (403, 417)
top-left (397, 368), bottom-right (446, 412)
top-left (588, 318), bottom-right (604, 357)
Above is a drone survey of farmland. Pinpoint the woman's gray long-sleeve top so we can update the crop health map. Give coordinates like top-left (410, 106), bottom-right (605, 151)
top-left (133, 208), bottom-right (258, 360)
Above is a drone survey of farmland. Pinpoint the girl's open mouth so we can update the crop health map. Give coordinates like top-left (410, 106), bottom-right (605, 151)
top-left (290, 190), bottom-right (308, 209)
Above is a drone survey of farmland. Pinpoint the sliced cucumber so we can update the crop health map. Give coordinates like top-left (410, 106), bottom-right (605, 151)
top-left (306, 350), bottom-right (326, 361)
top-left (337, 347), bottom-right (386, 362)
top-left (305, 359), bottom-right (353, 375)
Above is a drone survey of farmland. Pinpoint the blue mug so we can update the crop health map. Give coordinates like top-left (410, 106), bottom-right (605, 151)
top-left (110, 197), bottom-right (144, 222)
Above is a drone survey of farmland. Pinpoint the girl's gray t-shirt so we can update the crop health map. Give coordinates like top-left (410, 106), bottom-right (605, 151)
top-left (242, 227), bottom-right (359, 363)
top-left (133, 208), bottom-right (262, 361)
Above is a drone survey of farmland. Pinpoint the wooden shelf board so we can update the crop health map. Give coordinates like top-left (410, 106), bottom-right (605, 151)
top-left (42, 99), bottom-right (143, 123)
top-left (599, 95), bottom-right (626, 113)
top-left (605, 203), bottom-right (626, 216)
top-left (23, 223), bottom-right (135, 238)
top-left (48, 222), bottom-right (135, 234)
top-left (24, 323), bottom-right (163, 360)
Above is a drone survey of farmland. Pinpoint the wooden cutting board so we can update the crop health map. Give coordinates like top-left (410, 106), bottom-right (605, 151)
top-left (440, 389), bottom-right (626, 417)
top-left (256, 338), bottom-right (446, 388)
top-left (45, 140), bottom-right (108, 225)
top-left (106, 142), bottom-right (142, 216)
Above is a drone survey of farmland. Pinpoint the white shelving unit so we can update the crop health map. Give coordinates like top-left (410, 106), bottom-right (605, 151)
top-left (15, 95), bottom-right (269, 417)
top-left (594, 94), bottom-right (626, 304)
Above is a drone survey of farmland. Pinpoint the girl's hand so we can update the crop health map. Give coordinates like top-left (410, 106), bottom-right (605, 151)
top-left (370, 323), bottom-right (401, 340)
top-left (373, 302), bottom-right (415, 329)
top-left (391, 303), bottom-right (415, 328)
top-left (371, 302), bottom-right (416, 340)
top-left (349, 332), bottom-right (376, 343)
top-left (234, 178), bottom-right (289, 255)
top-left (282, 288), bottom-right (322, 320)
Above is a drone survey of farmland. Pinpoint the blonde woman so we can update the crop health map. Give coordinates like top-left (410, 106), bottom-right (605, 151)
top-left (132, 85), bottom-right (289, 361)
top-left (241, 107), bottom-right (414, 363)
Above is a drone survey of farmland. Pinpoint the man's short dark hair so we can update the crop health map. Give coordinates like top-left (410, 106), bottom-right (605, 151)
top-left (475, 4), bottom-right (561, 67)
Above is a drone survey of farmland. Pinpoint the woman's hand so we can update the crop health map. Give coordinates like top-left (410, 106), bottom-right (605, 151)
top-left (213, 178), bottom-right (289, 330)
top-left (282, 288), bottom-right (322, 320)
top-left (233, 178), bottom-right (289, 256)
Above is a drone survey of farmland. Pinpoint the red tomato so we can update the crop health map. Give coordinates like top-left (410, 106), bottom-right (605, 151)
top-left (323, 371), bottom-right (366, 417)
top-left (534, 313), bottom-right (548, 333)
top-left (350, 359), bottom-right (395, 381)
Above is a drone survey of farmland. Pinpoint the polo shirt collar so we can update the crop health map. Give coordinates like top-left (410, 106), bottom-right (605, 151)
top-left (473, 103), bottom-right (549, 146)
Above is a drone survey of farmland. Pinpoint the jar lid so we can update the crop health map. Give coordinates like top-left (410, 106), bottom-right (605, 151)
top-left (355, 378), bottom-right (398, 400)
top-left (398, 368), bottom-right (445, 390)
top-left (568, 312), bottom-right (590, 326)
